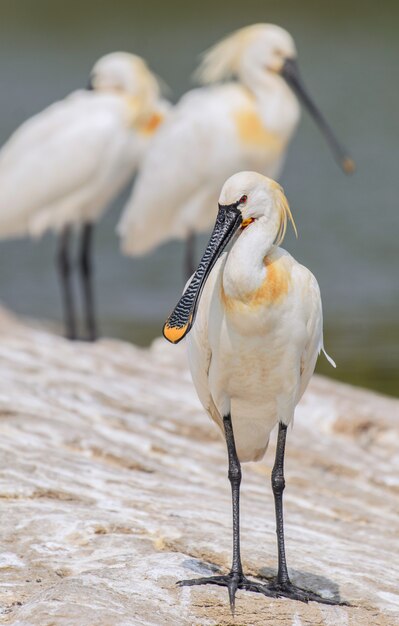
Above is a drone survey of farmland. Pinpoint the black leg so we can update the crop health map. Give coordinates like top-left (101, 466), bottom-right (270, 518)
top-left (184, 231), bottom-right (195, 281)
top-left (79, 223), bottom-right (97, 341)
top-left (268, 422), bottom-right (345, 605)
top-left (224, 414), bottom-right (243, 582)
top-left (177, 414), bottom-right (277, 614)
top-left (272, 422), bottom-right (290, 585)
top-left (56, 227), bottom-right (77, 340)
top-left (178, 418), bottom-right (346, 610)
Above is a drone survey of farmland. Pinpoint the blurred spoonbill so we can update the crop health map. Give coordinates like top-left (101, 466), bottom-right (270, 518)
top-left (119, 24), bottom-right (354, 278)
top-left (163, 171), bottom-right (339, 611)
top-left (0, 52), bottom-right (168, 340)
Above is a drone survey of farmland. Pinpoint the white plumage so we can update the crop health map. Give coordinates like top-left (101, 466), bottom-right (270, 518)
top-left (118, 25), bottom-right (298, 255)
top-left (163, 172), bottom-right (339, 609)
top-left (166, 171), bottom-right (334, 462)
top-left (0, 51), bottom-right (169, 340)
top-left (0, 52), bottom-right (168, 239)
top-left (118, 24), bottom-right (352, 258)
top-left (188, 248), bottom-right (328, 462)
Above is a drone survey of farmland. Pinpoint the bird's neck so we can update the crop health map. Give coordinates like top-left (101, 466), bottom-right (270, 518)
top-left (243, 71), bottom-right (300, 139)
top-left (123, 93), bottom-right (163, 130)
top-left (223, 218), bottom-right (279, 300)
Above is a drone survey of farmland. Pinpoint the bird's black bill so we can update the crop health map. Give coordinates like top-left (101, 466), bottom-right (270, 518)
top-left (163, 204), bottom-right (242, 344)
top-left (281, 58), bottom-right (355, 174)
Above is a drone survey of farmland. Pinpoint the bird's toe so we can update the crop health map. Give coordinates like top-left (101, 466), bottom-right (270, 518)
top-left (267, 580), bottom-right (347, 606)
top-left (177, 572), bottom-right (267, 614)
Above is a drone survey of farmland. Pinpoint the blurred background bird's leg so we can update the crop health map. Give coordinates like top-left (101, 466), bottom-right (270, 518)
top-left (56, 226), bottom-right (77, 340)
top-left (79, 223), bottom-right (97, 342)
top-left (184, 231), bottom-right (196, 281)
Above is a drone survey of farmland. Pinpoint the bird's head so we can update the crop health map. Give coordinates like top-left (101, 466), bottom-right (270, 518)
top-left (239, 24), bottom-right (297, 75)
top-left (196, 24), bottom-right (355, 175)
top-left (163, 171), bottom-right (296, 345)
top-left (219, 171), bottom-right (297, 245)
top-left (88, 52), bottom-right (160, 102)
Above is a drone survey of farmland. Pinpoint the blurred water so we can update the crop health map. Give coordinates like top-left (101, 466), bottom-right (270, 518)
top-left (0, 0), bottom-right (397, 396)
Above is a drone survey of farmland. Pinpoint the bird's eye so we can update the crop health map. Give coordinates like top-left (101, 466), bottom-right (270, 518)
top-left (239, 195), bottom-right (247, 204)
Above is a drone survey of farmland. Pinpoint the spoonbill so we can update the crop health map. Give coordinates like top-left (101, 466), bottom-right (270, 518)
top-left (163, 171), bottom-right (340, 611)
top-left (119, 24), bottom-right (354, 277)
top-left (0, 52), bottom-right (168, 340)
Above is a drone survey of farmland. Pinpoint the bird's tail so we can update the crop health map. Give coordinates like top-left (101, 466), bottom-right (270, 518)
top-left (117, 206), bottom-right (186, 256)
top-left (322, 347), bottom-right (336, 368)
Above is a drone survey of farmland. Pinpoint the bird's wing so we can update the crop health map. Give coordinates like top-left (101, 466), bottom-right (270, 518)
top-left (0, 92), bottom-right (135, 238)
top-left (187, 307), bottom-right (213, 415)
top-left (296, 266), bottom-right (331, 401)
top-left (186, 254), bottom-right (227, 423)
top-left (186, 276), bottom-right (213, 414)
top-left (118, 86), bottom-right (235, 255)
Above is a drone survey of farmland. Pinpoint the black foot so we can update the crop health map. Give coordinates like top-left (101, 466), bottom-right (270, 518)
top-left (177, 572), bottom-right (279, 614)
top-left (77, 327), bottom-right (99, 342)
top-left (178, 574), bottom-right (348, 610)
top-left (84, 329), bottom-right (98, 342)
top-left (267, 579), bottom-right (347, 606)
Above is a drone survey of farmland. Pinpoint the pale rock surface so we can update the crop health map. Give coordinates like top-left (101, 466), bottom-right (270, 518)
top-left (0, 306), bottom-right (398, 626)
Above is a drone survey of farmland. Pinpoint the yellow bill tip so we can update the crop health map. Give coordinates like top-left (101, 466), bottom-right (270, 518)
top-left (342, 157), bottom-right (356, 175)
top-left (163, 322), bottom-right (189, 344)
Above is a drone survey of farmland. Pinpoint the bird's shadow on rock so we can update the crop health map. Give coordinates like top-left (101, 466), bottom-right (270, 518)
top-left (179, 559), bottom-right (348, 606)
top-left (181, 558), bottom-right (222, 576)
top-left (257, 566), bottom-right (347, 605)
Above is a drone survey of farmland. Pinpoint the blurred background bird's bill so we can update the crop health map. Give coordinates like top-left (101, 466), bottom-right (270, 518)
top-left (0, 0), bottom-right (397, 396)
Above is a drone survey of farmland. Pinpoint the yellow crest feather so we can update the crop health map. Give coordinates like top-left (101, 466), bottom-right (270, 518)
top-left (194, 24), bottom-right (266, 85)
top-left (271, 182), bottom-right (298, 246)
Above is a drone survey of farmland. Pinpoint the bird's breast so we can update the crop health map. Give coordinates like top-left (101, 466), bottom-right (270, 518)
top-left (231, 90), bottom-right (287, 154)
top-left (123, 95), bottom-right (165, 133)
top-left (233, 109), bottom-right (284, 152)
top-left (221, 254), bottom-right (291, 317)
top-left (138, 111), bottom-right (165, 135)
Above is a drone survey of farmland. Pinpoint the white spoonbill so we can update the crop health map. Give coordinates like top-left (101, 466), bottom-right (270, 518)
top-left (163, 171), bottom-right (340, 611)
top-left (119, 24), bottom-right (354, 277)
top-left (0, 52), bottom-right (168, 340)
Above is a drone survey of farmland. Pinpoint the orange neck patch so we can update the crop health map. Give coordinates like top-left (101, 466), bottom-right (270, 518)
top-left (222, 254), bottom-right (291, 311)
top-left (233, 105), bottom-right (284, 152)
top-left (141, 112), bottom-right (164, 135)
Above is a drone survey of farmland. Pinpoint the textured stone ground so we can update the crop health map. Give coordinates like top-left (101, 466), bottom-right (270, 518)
top-left (0, 306), bottom-right (398, 626)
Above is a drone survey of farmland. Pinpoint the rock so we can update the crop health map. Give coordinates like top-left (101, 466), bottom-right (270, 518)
top-left (0, 306), bottom-right (398, 625)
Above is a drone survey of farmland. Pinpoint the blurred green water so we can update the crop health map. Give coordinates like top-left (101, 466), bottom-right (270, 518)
top-left (0, 0), bottom-right (397, 396)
